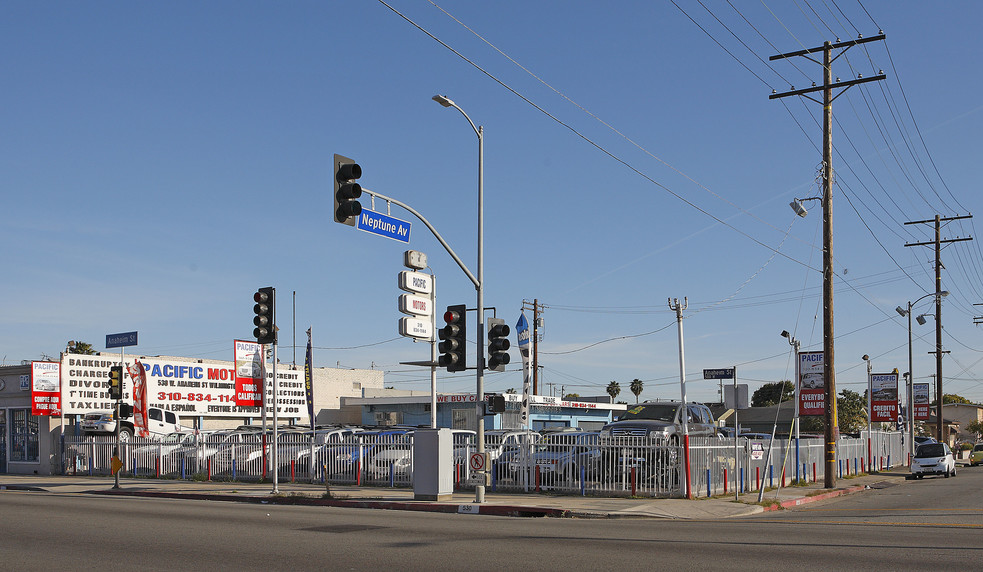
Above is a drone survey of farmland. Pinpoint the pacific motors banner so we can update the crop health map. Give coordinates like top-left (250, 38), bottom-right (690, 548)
top-left (797, 351), bottom-right (825, 416)
top-left (913, 383), bottom-right (931, 421)
top-left (870, 371), bottom-right (899, 423)
top-left (31, 361), bottom-right (61, 416)
top-left (61, 354), bottom-right (304, 418)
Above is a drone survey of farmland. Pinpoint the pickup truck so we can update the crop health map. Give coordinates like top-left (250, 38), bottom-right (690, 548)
top-left (81, 407), bottom-right (183, 439)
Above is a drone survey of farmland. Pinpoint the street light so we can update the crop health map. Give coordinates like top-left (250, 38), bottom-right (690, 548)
top-left (896, 290), bottom-right (948, 461)
top-left (433, 94), bottom-right (486, 504)
top-left (862, 354), bottom-right (872, 471)
top-left (781, 330), bottom-right (801, 481)
top-left (790, 192), bottom-right (838, 488)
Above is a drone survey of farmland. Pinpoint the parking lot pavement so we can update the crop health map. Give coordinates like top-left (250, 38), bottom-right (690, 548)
top-left (0, 471), bottom-right (910, 519)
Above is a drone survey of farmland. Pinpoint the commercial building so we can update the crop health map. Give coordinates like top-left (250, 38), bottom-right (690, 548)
top-left (0, 352), bottom-right (384, 475)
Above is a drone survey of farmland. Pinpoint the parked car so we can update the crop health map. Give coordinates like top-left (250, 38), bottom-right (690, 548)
top-left (131, 431), bottom-right (195, 472)
top-left (913, 435), bottom-right (937, 446)
top-left (969, 443), bottom-right (983, 467)
top-left (505, 430), bottom-right (601, 485)
top-left (599, 401), bottom-right (718, 443)
top-left (322, 429), bottom-right (410, 479)
top-left (910, 442), bottom-right (956, 479)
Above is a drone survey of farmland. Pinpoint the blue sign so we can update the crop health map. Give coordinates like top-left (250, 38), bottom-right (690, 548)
top-left (703, 368), bottom-right (735, 380)
top-left (356, 210), bottom-right (411, 243)
top-left (106, 331), bottom-right (138, 349)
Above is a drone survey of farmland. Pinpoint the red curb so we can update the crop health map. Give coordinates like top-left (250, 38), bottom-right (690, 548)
top-left (762, 484), bottom-right (867, 511)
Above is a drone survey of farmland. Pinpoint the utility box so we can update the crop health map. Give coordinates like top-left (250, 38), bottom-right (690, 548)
top-left (413, 428), bottom-right (453, 501)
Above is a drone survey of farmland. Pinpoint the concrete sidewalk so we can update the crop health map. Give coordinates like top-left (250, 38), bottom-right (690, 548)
top-left (0, 471), bottom-right (910, 519)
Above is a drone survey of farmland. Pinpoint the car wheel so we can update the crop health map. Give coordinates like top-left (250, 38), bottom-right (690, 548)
top-left (944, 470), bottom-right (950, 478)
top-left (951, 467), bottom-right (956, 477)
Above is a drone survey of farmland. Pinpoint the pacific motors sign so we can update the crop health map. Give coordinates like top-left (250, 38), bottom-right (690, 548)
top-left (61, 354), bottom-right (306, 418)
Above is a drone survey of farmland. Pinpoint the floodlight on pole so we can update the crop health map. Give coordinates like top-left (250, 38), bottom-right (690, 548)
top-left (790, 196), bottom-right (821, 218)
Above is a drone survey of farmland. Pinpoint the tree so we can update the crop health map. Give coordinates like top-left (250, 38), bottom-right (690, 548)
top-left (750, 381), bottom-right (794, 408)
top-left (836, 389), bottom-right (868, 433)
top-left (606, 381), bottom-right (621, 401)
top-left (942, 393), bottom-right (974, 405)
top-left (797, 389), bottom-right (869, 434)
top-left (66, 341), bottom-right (96, 355)
top-left (505, 388), bottom-right (517, 394)
top-left (563, 393), bottom-right (580, 400)
top-left (966, 420), bottom-right (983, 440)
top-left (629, 379), bottom-right (644, 403)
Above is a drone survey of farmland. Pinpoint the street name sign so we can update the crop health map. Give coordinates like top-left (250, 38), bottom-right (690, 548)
top-left (703, 368), bottom-right (735, 380)
top-left (356, 210), bottom-right (411, 243)
top-left (106, 331), bottom-right (138, 349)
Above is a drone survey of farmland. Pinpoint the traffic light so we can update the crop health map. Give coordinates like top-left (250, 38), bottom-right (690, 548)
top-left (333, 153), bottom-right (362, 226)
top-left (487, 318), bottom-right (511, 372)
top-left (253, 287), bottom-right (276, 345)
top-left (119, 403), bottom-right (133, 418)
top-left (108, 365), bottom-right (123, 400)
top-left (438, 304), bottom-right (466, 373)
top-left (486, 394), bottom-right (506, 414)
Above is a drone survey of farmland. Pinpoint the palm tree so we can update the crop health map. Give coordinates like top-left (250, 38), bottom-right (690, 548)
top-left (606, 381), bottom-right (621, 401)
top-left (630, 378), bottom-right (644, 403)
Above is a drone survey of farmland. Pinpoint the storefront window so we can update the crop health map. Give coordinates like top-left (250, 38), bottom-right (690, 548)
top-left (10, 409), bottom-right (39, 462)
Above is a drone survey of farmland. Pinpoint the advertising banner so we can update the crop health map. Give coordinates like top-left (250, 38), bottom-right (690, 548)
top-left (870, 371), bottom-right (899, 423)
top-left (31, 361), bottom-right (61, 416)
top-left (797, 351), bottom-right (825, 416)
top-left (234, 340), bottom-right (264, 407)
top-left (127, 360), bottom-right (149, 437)
top-left (61, 353), bottom-right (306, 418)
top-left (516, 312), bottom-right (532, 428)
top-left (305, 328), bottom-right (315, 429)
top-left (913, 383), bottom-right (931, 421)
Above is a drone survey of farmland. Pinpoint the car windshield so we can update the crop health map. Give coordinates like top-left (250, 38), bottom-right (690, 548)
top-left (974, 444), bottom-right (983, 452)
top-left (618, 404), bottom-right (678, 422)
top-left (915, 443), bottom-right (947, 458)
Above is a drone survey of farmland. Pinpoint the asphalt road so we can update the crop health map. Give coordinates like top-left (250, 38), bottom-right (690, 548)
top-left (2, 466), bottom-right (980, 571)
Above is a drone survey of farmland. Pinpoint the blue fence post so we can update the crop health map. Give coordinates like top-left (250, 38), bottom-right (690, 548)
top-left (232, 459), bottom-right (237, 480)
top-left (706, 469), bottom-right (711, 498)
top-left (795, 437), bottom-right (800, 483)
top-left (740, 467), bottom-right (744, 493)
top-left (389, 463), bottom-right (395, 488)
top-left (181, 457), bottom-right (186, 480)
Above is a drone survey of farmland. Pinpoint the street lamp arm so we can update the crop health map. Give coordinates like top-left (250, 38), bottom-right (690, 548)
top-left (360, 188), bottom-right (479, 288)
top-left (433, 95), bottom-right (480, 138)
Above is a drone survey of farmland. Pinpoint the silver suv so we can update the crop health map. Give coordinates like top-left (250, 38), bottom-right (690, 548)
top-left (599, 401), bottom-right (717, 443)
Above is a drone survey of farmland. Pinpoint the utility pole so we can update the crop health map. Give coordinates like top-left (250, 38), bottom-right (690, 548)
top-left (522, 299), bottom-right (544, 395)
top-left (770, 33), bottom-right (886, 489)
top-left (904, 214), bottom-right (972, 443)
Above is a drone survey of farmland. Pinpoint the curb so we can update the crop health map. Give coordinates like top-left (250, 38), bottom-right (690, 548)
top-left (92, 489), bottom-right (570, 518)
top-left (761, 484), bottom-right (867, 511)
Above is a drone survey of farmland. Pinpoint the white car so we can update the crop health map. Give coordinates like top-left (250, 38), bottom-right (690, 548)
top-left (910, 442), bottom-right (956, 479)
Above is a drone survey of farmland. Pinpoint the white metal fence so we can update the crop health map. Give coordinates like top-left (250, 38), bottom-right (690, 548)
top-left (62, 430), bottom-right (905, 498)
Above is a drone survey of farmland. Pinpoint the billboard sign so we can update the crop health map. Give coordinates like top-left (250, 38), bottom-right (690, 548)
top-left (797, 351), bottom-right (825, 416)
top-left (31, 361), bottom-right (61, 416)
top-left (870, 371), bottom-right (899, 423)
top-left (913, 383), bottom-right (931, 421)
top-left (234, 340), bottom-right (264, 407)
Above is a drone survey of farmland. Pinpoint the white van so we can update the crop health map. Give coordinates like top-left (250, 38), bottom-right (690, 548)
top-left (80, 407), bottom-right (183, 439)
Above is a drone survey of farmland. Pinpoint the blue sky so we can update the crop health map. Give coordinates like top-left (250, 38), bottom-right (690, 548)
top-left (4, 1), bottom-right (983, 406)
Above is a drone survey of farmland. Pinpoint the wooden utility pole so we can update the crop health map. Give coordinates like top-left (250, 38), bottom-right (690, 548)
top-left (904, 214), bottom-right (972, 443)
top-left (770, 33), bottom-right (886, 488)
